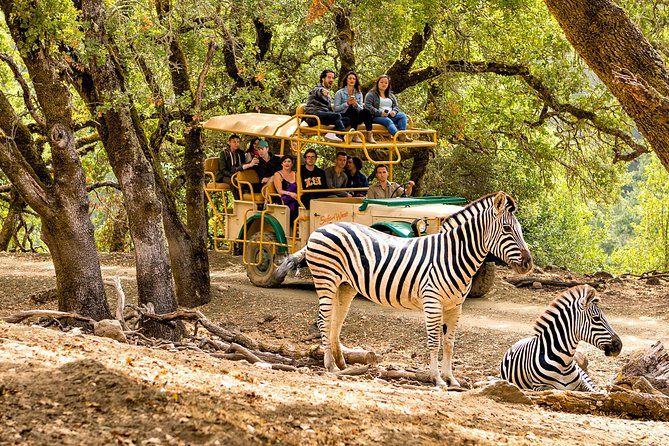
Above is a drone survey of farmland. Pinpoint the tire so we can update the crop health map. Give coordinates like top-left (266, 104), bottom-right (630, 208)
top-left (245, 231), bottom-right (285, 288)
top-left (469, 262), bottom-right (496, 298)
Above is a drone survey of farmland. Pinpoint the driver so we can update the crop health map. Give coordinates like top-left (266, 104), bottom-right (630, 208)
top-left (367, 164), bottom-right (414, 199)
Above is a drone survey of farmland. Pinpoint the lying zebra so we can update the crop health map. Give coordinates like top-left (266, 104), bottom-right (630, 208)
top-left (500, 285), bottom-right (622, 392)
top-left (275, 192), bottom-right (533, 387)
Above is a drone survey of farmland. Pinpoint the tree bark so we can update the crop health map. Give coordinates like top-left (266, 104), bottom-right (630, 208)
top-left (333, 4), bottom-right (356, 80)
top-left (0, 1), bottom-right (111, 321)
top-left (0, 188), bottom-right (24, 251)
top-left (153, 0), bottom-right (212, 307)
top-left (543, 0), bottom-right (669, 171)
top-left (76, 0), bottom-right (181, 339)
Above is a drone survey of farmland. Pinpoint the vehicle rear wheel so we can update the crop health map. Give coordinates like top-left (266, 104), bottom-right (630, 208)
top-left (246, 231), bottom-right (285, 288)
top-left (469, 262), bottom-right (496, 298)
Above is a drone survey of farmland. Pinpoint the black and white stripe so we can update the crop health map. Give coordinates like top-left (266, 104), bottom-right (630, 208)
top-left (500, 285), bottom-right (622, 392)
top-left (275, 192), bottom-right (533, 386)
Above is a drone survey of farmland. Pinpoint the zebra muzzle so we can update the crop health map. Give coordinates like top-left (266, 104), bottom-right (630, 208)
top-left (603, 335), bottom-right (623, 357)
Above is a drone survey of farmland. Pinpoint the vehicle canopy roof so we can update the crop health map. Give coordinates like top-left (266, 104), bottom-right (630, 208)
top-left (203, 113), bottom-right (302, 140)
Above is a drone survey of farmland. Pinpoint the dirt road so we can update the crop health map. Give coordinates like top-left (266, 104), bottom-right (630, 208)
top-left (0, 252), bottom-right (668, 445)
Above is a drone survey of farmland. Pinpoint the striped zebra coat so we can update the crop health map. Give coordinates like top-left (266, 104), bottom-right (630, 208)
top-left (500, 285), bottom-right (622, 392)
top-left (275, 192), bottom-right (533, 386)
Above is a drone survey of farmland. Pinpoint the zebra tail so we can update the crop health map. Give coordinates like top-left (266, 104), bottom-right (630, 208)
top-left (273, 246), bottom-right (308, 282)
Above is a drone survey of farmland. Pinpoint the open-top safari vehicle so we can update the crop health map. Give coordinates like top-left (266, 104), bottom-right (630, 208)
top-left (202, 110), bottom-right (497, 297)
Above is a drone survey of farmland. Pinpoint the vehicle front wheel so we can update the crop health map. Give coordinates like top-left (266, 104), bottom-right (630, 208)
top-left (468, 262), bottom-right (496, 298)
top-left (245, 231), bottom-right (285, 288)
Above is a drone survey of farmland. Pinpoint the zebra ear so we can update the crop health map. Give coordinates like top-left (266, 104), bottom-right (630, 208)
top-left (493, 192), bottom-right (507, 215)
top-left (583, 286), bottom-right (599, 308)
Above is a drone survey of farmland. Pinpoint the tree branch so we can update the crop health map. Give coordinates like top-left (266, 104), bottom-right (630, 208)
top-left (194, 40), bottom-right (217, 113)
top-left (86, 180), bottom-right (120, 192)
top-left (0, 52), bottom-right (46, 130)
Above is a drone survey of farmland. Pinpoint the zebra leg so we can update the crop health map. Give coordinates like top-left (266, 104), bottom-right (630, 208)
top-left (316, 282), bottom-right (340, 372)
top-left (440, 305), bottom-right (462, 387)
top-left (423, 295), bottom-right (447, 387)
top-left (330, 284), bottom-right (357, 370)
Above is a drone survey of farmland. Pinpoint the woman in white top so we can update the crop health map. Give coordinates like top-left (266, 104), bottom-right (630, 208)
top-left (334, 71), bottom-right (376, 143)
top-left (363, 75), bottom-right (412, 142)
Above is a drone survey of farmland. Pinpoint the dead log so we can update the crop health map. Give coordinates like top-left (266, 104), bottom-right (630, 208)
top-left (2, 310), bottom-right (95, 325)
top-left (335, 365), bottom-right (370, 376)
top-left (505, 276), bottom-right (604, 289)
top-left (376, 368), bottom-right (435, 384)
top-left (527, 389), bottom-right (669, 421)
top-left (308, 345), bottom-right (379, 365)
top-left (613, 341), bottom-right (669, 395)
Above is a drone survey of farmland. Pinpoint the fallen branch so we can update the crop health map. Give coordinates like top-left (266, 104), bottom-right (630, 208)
top-left (2, 310), bottom-right (95, 325)
top-left (505, 276), bottom-right (604, 289)
top-left (527, 389), bottom-right (669, 421)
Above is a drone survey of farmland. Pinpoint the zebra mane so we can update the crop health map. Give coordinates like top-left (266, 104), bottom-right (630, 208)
top-left (532, 285), bottom-right (594, 335)
top-left (440, 192), bottom-right (517, 232)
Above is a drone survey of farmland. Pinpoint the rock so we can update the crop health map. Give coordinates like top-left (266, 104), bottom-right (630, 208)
top-left (565, 274), bottom-right (573, 280)
top-left (27, 288), bottom-right (58, 304)
top-left (469, 380), bottom-right (533, 405)
top-left (646, 277), bottom-right (662, 286)
top-left (533, 267), bottom-right (544, 275)
top-left (531, 281), bottom-right (543, 289)
top-left (93, 319), bottom-right (127, 343)
top-left (613, 341), bottom-right (669, 396)
top-left (592, 271), bottom-right (614, 280)
top-left (610, 277), bottom-right (624, 285)
top-left (574, 351), bottom-right (588, 372)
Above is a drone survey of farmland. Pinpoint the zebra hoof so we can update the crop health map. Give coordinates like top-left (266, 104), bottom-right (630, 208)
top-left (324, 351), bottom-right (340, 372)
top-left (446, 376), bottom-right (461, 388)
top-left (434, 376), bottom-right (448, 388)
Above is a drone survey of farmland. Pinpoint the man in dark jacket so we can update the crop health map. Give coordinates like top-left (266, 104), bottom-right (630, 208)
top-left (252, 139), bottom-right (281, 192)
top-left (217, 134), bottom-right (258, 198)
top-left (304, 69), bottom-right (349, 142)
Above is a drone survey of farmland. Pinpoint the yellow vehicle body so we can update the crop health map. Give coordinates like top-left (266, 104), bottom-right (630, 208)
top-left (202, 111), bottom-right (498, 295)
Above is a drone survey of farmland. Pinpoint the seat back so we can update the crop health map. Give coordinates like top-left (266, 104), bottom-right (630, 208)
top-left (204, 157), bottom-right (219, 173)
top-left (296, 104), bottom-right (306, 115)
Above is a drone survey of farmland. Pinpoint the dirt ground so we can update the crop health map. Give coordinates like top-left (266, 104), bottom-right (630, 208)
top-left (0, 251), bottom-right (668, 445)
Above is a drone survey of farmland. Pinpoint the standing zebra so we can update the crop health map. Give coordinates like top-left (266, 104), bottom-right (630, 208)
top-left (500, 285), bottom-right (622, 392)
top-left (274, 192), bottom-right (533, 386)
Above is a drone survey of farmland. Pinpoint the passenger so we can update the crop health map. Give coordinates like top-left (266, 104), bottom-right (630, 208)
top-left (216, 133), bottom-right (259, 198)
top-left (346, 156), bottom-right (368, 197)
top-left (273, 155), bottom-right (299, 223)
top-left (252, 139), bottom-right (282, 192)
top-left (367, 164), bottom-right (414, 199)
top-left (304, 69), bottom-right (349, 143)
top-left (325, 151), bottom-right (351, 197)
top-left (301, 148), bottom-right (327, 209)
top-left (246, 137), bottom-right (261, 161)
top-left (364, 75), bottom-right (413, 142)
top-left (334, 71), bottom-right (376, 144)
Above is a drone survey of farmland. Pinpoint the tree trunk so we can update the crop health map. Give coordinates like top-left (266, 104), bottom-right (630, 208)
top-left (543, 0), bottom-right (669, 171)
top-left (0, 189), bottom-right (24, 251)
top-left (107, 205), bottom-right (129, 252)
top-left (0, 2), bottom-right (110, 320)
top-left (153, 0), bottom-right (211, 307)
top-left (77, 0), bottom-right (182, 340)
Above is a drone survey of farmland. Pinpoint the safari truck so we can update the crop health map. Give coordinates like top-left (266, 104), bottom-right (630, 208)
top-left (202, 111), bottom-right (496, 297)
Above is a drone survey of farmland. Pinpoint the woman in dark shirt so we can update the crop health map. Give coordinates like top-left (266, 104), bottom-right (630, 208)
top-left (346, 156), bottom-right (368, 197)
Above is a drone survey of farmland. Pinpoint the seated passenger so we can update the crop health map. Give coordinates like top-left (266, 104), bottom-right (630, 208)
top-left (334, 71), bottom-right (375, 144)
top-left (246, 137), bottom-right (261, 161)
top-left (364, 75), bottom-right (413, 142)
top-left (252, 139), bottom-right (281, 192)
top-left (217, 133), bottom-right (259, 198)
top-left (301, 148), bottom-right (327, 209)
top-left (367, 164), bottom-right (414, 199)
top-left (346, 156), bottom-right (368, 197)
top-left (304, 69), bottom-right (349, 143)
top-left (325, 151), bottom-right (351, 197)
top-left (272, 155), bottom-right (299, 223)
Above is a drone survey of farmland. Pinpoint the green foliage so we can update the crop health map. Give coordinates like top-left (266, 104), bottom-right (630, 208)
top-left (609, 155), bottom-right (669, 273)
top-left (11, 0), bottom-right (82, 53)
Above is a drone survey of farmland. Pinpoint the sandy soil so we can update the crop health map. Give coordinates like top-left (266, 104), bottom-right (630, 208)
top-left (0, 251), bottom-right (668, 445)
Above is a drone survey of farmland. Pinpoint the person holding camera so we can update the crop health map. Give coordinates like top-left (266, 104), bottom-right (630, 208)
top-left (304, 69), bottom-right (349, 143)
top-left (364, 75), bottom-right (412, 142)
top-left (334, 71), bottom-right (376, 144)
